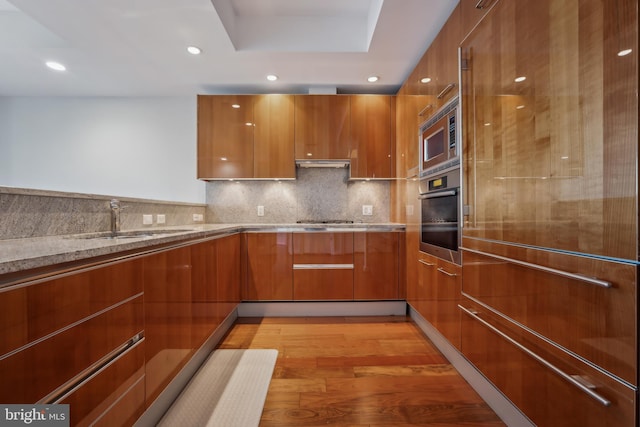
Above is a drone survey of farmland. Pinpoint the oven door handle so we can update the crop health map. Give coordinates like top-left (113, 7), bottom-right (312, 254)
top-left (418, 190), bottom-right (457, 199)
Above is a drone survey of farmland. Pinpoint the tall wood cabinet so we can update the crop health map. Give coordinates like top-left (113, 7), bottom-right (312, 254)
top-left (198, 95), bottom-right (295, 179)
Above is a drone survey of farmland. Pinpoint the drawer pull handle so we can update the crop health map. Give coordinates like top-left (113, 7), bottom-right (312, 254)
top-left (293, 264), bottom-right (354, 270)
top-left (458, 305), bottom-right (611, 407)
top-left (437, 83), bottom-right (456, 99)
top-left (418, 259), bottom-right (436, 267)
top-left (437, 267), bottom-right (457, 277)
top-left (475, 0), bottom-right (488, 9)
top-left (460, 247), bottom-right (612, 288)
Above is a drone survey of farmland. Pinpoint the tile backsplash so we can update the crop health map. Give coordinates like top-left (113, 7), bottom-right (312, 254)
top-left (206, 168), bottom-right (391, 223)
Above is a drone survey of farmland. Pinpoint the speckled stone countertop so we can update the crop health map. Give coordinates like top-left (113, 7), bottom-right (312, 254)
top-left (0, 223), bottom-right (405, 276)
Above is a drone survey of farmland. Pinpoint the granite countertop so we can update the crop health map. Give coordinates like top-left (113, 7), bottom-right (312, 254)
top-left (0, 223), bottom-right (405, 276)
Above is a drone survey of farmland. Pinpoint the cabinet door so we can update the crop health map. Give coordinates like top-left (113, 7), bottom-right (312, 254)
top-left (292, 232), bottom-right (354, 300)
top-left (415, 253), bottom-right (461, 349)
top-left (245, 232), bottom-right (293, 300)
top-left (190, 239), bottom-right (218, 350)
top-left (350, 95), bottom-right (394, 179)
top-left (143, 247), bottom-right (193, 406)
top-left (354, 232), bottom-right (399, 299)
top-left (294, 95), bottom-right (350, 160)
top-left (217, 234), bottom-right (241, 319)
top-left (396, 94), bottom-right (428, 177)
top-left (460, 0), bottom-right (499, 41)
top-left (253, 94), bottom-right (295, 179)
top-left (430, 5), bottom-right (462, 107)
top-left (461, 0), bottom-right (638, 260)
top-left (197, 95), bottom-right (254, 179)
top-left (460, 298), bottom-right (636, 427)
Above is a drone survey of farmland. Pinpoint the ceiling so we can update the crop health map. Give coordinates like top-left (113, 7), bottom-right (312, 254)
top-left (0, 0), bottom-right (458, 97)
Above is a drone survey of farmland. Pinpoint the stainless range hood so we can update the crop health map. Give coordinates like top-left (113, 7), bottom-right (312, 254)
top-left (295, 160), bottom-right (350, 168)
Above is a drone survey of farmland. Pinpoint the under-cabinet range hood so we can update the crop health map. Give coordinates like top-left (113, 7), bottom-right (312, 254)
top-left (295, 160), bottom-right (350, 168)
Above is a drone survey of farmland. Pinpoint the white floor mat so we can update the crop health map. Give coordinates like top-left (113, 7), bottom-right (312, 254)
top-left (158, 349), bottom-right (278, 427)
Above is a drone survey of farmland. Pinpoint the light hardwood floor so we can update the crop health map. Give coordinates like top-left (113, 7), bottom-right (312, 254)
top-left (217, 316), bottom-right (505, 426)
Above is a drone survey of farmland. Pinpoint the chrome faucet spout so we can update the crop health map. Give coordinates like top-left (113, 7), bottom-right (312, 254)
top-left (109, 199), bottom-right (127, 236)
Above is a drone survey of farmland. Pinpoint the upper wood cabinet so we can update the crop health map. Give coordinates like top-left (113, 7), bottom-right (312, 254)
top-left (253, 95), bottom-right (295, 179)
top-left (294, 95), bottom-right (350, 160)
top-left (198, 95), bottom-right (254, 179)
top-left (461, 0), bottom-right (638, 260)
top-left (197, 95), bottom-right (295, 179)
top-left (349, 95), bottom-right (396, 179)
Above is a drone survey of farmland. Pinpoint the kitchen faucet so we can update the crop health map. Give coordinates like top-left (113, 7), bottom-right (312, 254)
top-left (109, 199), bottom-right (127, 235)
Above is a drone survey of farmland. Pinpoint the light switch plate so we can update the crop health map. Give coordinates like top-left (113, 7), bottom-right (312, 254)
top-left (142, 214), bottom-right (153, 225)
top-left (362, 205), bottom-right (373, 216)
top-left (192, 213), bottom-right (204, 222)
top-left (156, 214), bottom-right (166, 224)
top-left (257, 205), bottom-right (265, 216)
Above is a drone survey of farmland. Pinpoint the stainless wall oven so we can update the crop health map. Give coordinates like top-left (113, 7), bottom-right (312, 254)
top-left (419, 169), bottom-right (461, 264)
top-left (418, 96), bottom-right (462, 265)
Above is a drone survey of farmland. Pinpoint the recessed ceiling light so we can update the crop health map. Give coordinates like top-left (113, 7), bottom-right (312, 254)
top-left (367, 76), bottom-right (379, 83)
top-left (618, 49), bottom-right (632, 57)
top-left (420, 77), bottom-right (431, 84)
top-left (187, 46), bottom-right (201, 55)
top-left (45, 61), bottom-right (66, 71)
top-left (266, 74), bottom-right (278, 81)
top-left (514, 76), bottom-right (527, 82)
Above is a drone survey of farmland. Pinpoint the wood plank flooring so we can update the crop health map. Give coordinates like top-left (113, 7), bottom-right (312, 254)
top-left (217, 316), bottom-right (505, 426)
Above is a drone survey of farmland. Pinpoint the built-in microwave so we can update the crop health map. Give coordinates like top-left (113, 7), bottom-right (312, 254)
top-left (419, 96), bottom-right (460, 177)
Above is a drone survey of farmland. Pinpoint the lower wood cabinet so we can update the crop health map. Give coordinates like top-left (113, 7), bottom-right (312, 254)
top-left (292, 232), bottom-right (354, 300)
top-left (244, 232), bottom-right (293, 300)
top-left (414, 252), bottom-right (462, 349)
top-left (143, 234), bottom-right (241, 407)
top-left (460, 297), bottom-right (636, 427)
top-left (354, 232), bottom-right (400, 299)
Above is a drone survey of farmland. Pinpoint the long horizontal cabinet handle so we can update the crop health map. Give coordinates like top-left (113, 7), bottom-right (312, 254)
top-left (293, 264), bottom-right (354, 270)
top-left (418, 259), bottom-right (436, 267)
top-left (437, 83), bottom-right (456, 99)
top-left (459, 247), bottom-right (612, 289)
top-left (458, 305), bottom-right (612, 407)
top-left (437, 267), bottom-right (457, 277)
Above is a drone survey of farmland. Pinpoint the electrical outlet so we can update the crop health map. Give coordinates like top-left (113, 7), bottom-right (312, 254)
top-left (406, 204), bottom-right (414, 216)
top-left (362, 205), bottom-right (373, 216)
top-left (142, 214), bottom-right (153, 225)
top-left (192, 213), bottom-right (204, 222)
top-left (156, 214), bottom-right (166, 224)
top-left (257, 205), bottom-right (265, 217)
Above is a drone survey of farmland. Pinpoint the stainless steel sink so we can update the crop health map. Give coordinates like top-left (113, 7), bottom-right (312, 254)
top-left (70, 229), bottom-right (197, 240)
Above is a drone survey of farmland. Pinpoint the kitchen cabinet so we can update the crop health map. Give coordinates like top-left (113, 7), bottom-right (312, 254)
top-left (349, 95), bottom-right (395, 179)
top-left (144, 234), bottom-right (241, 407)
top-left (461, 0), bottom-right (638, 260)
top-left (395, 94), bottom-right (428, 177)
top-left (459, 0), bottom-right (499, 41)
top-left (461, 238), bottom-right (637, 386)
top-left (414, 252), bottom-right (461, 350)
top-left (0, 258), bottom-right (145, 422)
top-left (198, 95), bottom-right (254, 179)
top-left (354, 232), bottom-right (400, 300)
top-left (294, 95), bottom-right (350, 160)
top-left (197, 95), bottom-right (295, 179)
top-left (292, 232), bottom-right (354, 300)
top-left (244, 232), bottom-right (293, 300)
top-left (460, 297), bottom-right (636, 427)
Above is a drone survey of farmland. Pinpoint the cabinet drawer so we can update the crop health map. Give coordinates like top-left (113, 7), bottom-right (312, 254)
top-left (461, 241), bottom-right (636, 384)
top-left (293, 267), bottom-right (354, 300)
top-left (0, 296), bottom-right (143, 403)
top-left (60, 340), bottom-right (145, 427)
top-left (0, 258), bottom-right (143, 356)
top-left (459, 299), bottom-right (636, 427)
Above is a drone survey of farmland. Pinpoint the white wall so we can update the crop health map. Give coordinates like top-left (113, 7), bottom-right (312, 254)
top-left (0, 96), bottom-right (205, 203)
